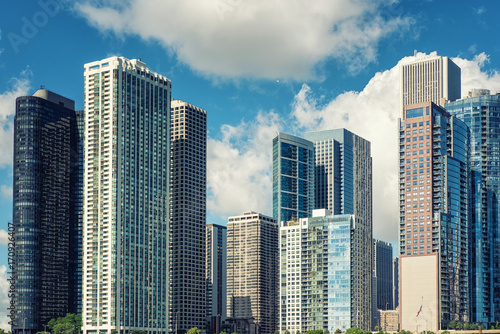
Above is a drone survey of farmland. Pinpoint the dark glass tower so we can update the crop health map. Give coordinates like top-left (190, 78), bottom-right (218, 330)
top-left (272, 133), bottom-right (315, 224)
top-left (445, 90), bottom-right (500, 324)
top-left (12, 89), bottom-right (80, 334)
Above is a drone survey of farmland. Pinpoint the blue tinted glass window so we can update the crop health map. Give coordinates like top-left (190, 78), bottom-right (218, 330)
top-left (281, 143), bottom-right (296, 159)
top-left (407, 108), bottom-right (423, 118)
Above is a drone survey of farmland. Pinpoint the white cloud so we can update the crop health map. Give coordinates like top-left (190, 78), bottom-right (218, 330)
top-left (75, 0), bottom-right (412, 80)
top-left (0, 185), bottom-right (12, 200)
top-left (0, 265), bottom-right (10, 331)
top-left (453, 52), bottom-right (500, 95)
top-left (207, 52), bottom-right (500, 244)
top-left (0, 230), bottom-right (8, 246)
top-left (207, 111), bottom-right (282, 219)
top-left (0, 72), bottom-right (31, 167)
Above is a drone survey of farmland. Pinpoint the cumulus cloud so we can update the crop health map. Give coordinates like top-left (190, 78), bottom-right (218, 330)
top-left (207, 52), bottom-right (500, 243)
top-left (0, 71), bottom-right (31, 167)
top-left (453, 52), bottom-right (500, 94)
top-left (75, 0), bottom-right (412, 80)
top-left (0, 185), bottom-right (12, 200)
top-left (0, 265), bottom-right (10, 330)
top-left (0, 230), bottom-right (8, 246)
top-left (207, 111), bottom-right (282, 218)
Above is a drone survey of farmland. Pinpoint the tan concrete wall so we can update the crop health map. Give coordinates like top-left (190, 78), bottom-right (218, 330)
top-left (400, 255), bottom-right (439, 331)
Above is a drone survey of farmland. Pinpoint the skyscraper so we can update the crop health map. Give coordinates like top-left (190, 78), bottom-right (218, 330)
top-left (170, 100), bottom-right (207, 332)
top-left (227, 212), bottom-right (278, 334)
top-left (373, 239), bottom-right (394, 311)
top-left (392, 257), bottom-right (399, 310)
top-left (12, 89), bottom-right (80, 334)
top-left (83, 57), bottom-right (171, 333)
top-left (279, 210), bottom-right (370, 332)
top-left (206, 224), bottom-right (227, 334)
top-left (305, 129), bottom-right (373, 330)
top-left (272, 133), bottom-right (315, 224)
top-left (445, 90), bottom-right (500, 324)
top-left (400, 55), bottom-right (461, 112)
top-left (398, 101), bottom-right (469, 330)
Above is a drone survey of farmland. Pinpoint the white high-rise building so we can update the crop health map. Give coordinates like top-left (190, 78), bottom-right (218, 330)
top-left (83, 57), bottom-right (172, 334)
top-left (400, 55), bottom-right (461, 113)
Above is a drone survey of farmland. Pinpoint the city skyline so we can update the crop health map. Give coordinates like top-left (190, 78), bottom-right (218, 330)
top-left (2, 0), bottom-right (500, 329)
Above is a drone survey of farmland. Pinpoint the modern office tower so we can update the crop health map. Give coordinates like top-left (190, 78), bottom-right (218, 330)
top-left (206, 224), bottom-right (227, 334)
top-left (304, 129), bottom-right (373, 329)
top-left (400, 55), bottom-right (461, 112)
top-left (392, 257), bottom-right (399, 309)
top-left (12, 89), bottom-right (80, 334)
top-left (445, 90), bottom-right (500, 324)
top-left (398, 101), bottom-right (469, 331)
top-left (374, 239), bottom-right (394, 310)
top-left (304, 129), bottom-right (372, 220)
top-left (83, 57), bottom-right (171, 334)
top-left (170, 100), bottom-right (207, 333)
top-left (280, 210), bottom-right (372, 332)
top-left (272, 133), bottom-right (315, 224)
top-left (227, 212), bottom-right (278, 334)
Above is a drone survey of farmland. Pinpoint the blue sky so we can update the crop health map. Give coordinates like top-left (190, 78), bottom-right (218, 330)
top-left (1, 0), bottom-right (500, 327)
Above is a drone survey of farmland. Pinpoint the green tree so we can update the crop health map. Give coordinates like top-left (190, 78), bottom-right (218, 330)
top-left (456, 322), bottom-right (463, 330)
top-left (186, 328), bottom-right (201, 334)
top-left (441, 331), bottom-right (450, 334)
top-left (296, 331), bottom-right (301, 334)
top-left (448, 320), bottom-right (457, 330)
top-left (230, 332), bottom-right (238, 334)
top-left (221, 332), bottom-right (229, 334)
top-left (47, 313), bottom-right (82, 334)
top-left (306, 330), bottom-right (323, 334)
top-left (323, 330), bottom-right (329, 334)
top-left (285, 330), bottom-right (291, 334)
top-left (274, 331), bottom-right (279, 334)
top-left (335, 329), bottom-right (342, 334)
top-left (131, 331), bottom-right (147, 334)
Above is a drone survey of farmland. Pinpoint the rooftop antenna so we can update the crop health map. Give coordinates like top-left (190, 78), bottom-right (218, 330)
top-left (40, 85), bottom-right (45, 90)
top-left (414, 50), bottom-right (417, 57)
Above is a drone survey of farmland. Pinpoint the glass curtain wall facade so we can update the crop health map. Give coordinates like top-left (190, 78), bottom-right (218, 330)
top-left (280, 212), bottom-right (364, 332)
top-left (399, 101), bottom-right (469, 329)
top-left (206, 224), bottom-right (227, 334)
top-left (83, 57), bottom-right (171, 334)
top-left (373, 239), bottom-right (394, 310)
top-left (305, 129), bottom-right (373, 330)
top-left (12, 90), bottom-right (79, 334)
top-left (272, 133), bottom-right (315, 224)
top-left (170, 100), bottom-right (207, 333)
top-left (445, 92), bottom-right (500, 324)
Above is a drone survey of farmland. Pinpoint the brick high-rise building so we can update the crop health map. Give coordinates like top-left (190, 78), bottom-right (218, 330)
top-left (398, 101), bottom-right (469, 331)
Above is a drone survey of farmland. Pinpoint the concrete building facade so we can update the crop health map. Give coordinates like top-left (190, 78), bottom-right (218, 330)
top-left (400, 55), bottom-right (461, 113)
top-left (227, 212), bottom-right (278, 334)
top-left (83, 57), bottom-right (171, 334)
top-left (170, 100), bottom-right (207, 333)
